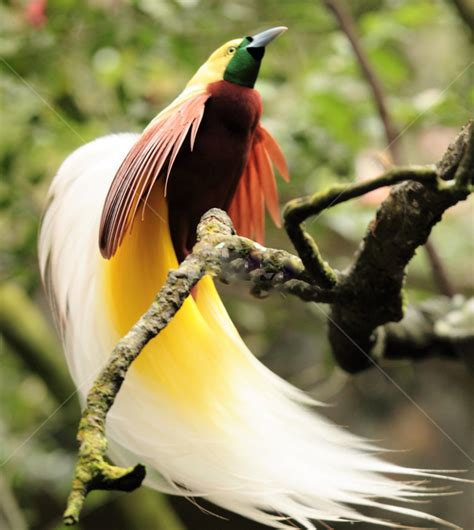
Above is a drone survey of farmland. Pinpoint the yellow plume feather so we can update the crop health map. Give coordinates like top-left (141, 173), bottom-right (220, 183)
top-left (104, 181), bottom-right (258, 422)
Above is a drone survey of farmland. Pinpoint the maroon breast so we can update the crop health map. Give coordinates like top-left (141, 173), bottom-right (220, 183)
top-left (166, 80), bottom-right (262, 260)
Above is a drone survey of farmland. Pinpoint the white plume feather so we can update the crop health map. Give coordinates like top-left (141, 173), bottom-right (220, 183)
top-left (38, 134), bottom-right (463, 529)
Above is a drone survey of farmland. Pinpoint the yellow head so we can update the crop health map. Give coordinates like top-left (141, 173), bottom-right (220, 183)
top-left (187, 27), bottom-right (287, 89)
top-left (187, 39), bottom-right (243, 87)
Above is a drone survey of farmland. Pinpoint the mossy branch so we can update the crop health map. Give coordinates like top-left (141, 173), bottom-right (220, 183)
top-left (326, 121), bottom-right (473, 372)
top-left (64, 121), bottom-right (472, 524)
top-left (381, 295), bottom-right (474, 369)
top-left (282, 165), bottom-right (436, 286)
top-left (63, 210), bottom-right (334, 525)
top-left (324, 0), bottom-right (456, 297)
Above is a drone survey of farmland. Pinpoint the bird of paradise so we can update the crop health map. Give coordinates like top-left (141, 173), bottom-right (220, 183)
top-left (39, 28), bottom-right (460, 529)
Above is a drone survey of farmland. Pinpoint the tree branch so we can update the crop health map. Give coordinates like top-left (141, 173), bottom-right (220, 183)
top-left (450, 0), bottom-right (474, 41)
top-left (327, 122), bottom-right (473, 372)
top-left (323, 0), bottom-right (400, 158)
top-left (63, 211), bottom-right (334, 525)
top-left (381, 296), bottom-right (474, 366)
top-left (283, 165), bottom-right (436, 286)
top-left (63, 121), bottom-right (472, 524)
top-left (323, 0), bottom-right (456, 297)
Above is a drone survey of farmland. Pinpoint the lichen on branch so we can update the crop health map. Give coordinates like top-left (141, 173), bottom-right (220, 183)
top-left (326, 121), bottom-right (473, 372)
top-left (63, 121), bottom-right (473, 525)
top-left (63, 209), bottom-right (333, 525)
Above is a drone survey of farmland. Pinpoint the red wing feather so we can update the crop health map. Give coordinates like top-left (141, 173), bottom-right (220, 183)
top-left (259, 126), bottom-right (290, 182)
top-left (99, 93), bottom-right (210, 259)
top-left (254, 140), bottom-right (280, 227)
top-left (249, 154), bottom-right (265, 243)
top-left (229, 124), bottom-right (290, 244)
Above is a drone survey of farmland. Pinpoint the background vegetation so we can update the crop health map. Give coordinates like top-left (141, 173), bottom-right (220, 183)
top-left (1, 0), bottom-right (472, 528)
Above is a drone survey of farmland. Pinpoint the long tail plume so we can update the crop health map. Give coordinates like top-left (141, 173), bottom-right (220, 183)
top-left (39, 134), bottom-right (463, 529)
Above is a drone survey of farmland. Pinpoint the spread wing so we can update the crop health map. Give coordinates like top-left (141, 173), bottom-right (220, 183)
top-left (228, 125), bottom-right (290, 243)
top-left (99, 88), bottom-right (210, 259)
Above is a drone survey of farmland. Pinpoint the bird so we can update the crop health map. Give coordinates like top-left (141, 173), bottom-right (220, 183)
top-left (39, 28), bottom-right (460, 529)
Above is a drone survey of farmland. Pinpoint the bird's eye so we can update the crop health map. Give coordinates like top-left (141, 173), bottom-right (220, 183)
top-left (227, 47), bottom-right (236, 55)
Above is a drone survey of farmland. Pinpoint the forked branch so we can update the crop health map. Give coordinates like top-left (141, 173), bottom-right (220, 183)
top-left (64, 120), bottom-right (473, 524)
